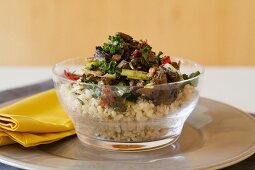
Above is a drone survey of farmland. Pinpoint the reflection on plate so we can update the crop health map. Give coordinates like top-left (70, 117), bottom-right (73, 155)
top-left (0, 98), bottom-right (254, 170)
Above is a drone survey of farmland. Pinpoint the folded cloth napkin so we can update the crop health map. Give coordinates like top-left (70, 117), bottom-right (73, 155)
top-left (0, 89), bottom-right (75, 147)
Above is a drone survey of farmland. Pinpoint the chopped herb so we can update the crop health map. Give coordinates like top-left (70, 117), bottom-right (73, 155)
top-left (156, 51), bottom-right (163, 58)
top-left (99, 60), bottom-right (117, 74)
top-left (183, 71), bottom-right (200, 80)
top-left (92, 87), bottom-right (101, 98)
top-left (183, 74), bottom-right (189, 80)
top-left (102, 35), bottom-right (123, 54)
top-left (77, 98), bottom-right (84, 105)
top-left (156, 51), bottom-right (163, 64)
top-left (189, 71), bottom-right (200, 78)
top-left (141, 45), bottom-right (152, 65)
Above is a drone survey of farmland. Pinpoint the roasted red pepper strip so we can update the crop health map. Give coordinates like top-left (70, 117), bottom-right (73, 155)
top-left (162, 56), bottom-right (171, 64)
top-left (140, 40), bottom-right (148, 49)
top-left (64, 70), bottom-right (80, 81)
top-left (131, 50), bottom-right (140, 57)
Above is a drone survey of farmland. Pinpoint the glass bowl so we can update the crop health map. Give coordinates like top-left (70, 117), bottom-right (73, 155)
top-left (52, 57), bottom-right (204, 151)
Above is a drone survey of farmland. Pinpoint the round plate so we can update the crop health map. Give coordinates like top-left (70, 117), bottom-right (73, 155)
top-left (0, 98), bottom-right (254, 170)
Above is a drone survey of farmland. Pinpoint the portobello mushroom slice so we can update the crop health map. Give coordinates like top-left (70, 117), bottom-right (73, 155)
top-left (94, 46), bottom-right (111, 62)
top-left (152, 68), bottom-right (168, 84)
top-left (115, 32), bottom-right (133, 42)
top-left (135, 85), bottom-right (178, 105)
top-left (100, 86), bottom-right (126, 112)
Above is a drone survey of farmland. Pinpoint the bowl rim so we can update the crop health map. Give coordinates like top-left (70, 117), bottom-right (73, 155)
top-left (52, 56), bottom-right (205, 87)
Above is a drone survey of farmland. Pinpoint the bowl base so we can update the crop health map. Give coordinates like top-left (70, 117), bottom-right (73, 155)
top-left (77, 134), bottom-right (180, 152)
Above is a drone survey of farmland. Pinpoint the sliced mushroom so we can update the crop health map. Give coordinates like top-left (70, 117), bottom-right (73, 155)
top-left (152, 68), bottom-right (168, 84)
top-left (154, 85), bottom-right (178, 105)
top-left (136, 87), bottom-right (159, 99)
top-left (135, 85), bottom-right (178, 105)
top-left (161, 66), bottom-right (180, 82)
top-left (147, 51), bottom-right (158, 65)
top-left (115, 32), bottom-right (133, 42)
top-left (117, 60), bottom-right (129, 69)
top-left (94, 46), bottom-right (111, 62)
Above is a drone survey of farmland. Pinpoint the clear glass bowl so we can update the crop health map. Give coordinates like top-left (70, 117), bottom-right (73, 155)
top-left (52, 57), bottom-right (204, 151)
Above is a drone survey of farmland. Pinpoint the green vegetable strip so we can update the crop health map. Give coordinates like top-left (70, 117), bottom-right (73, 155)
top-left (121, 69), bottom-right (150, 80)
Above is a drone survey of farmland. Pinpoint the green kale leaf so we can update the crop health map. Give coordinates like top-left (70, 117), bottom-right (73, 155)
top-left (102, 35), bottom-right (124, 54)
top-left (99, 60), bottom-right (117, 74)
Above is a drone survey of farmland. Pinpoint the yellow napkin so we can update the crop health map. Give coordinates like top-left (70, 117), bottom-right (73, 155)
top-left (0, 89), bottom-right (75, 147)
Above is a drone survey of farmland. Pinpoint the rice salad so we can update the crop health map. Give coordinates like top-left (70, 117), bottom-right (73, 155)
top-left (57, 32), bottom-right (201, 142)
top-left (59, 83), bottom-right (198, 142)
